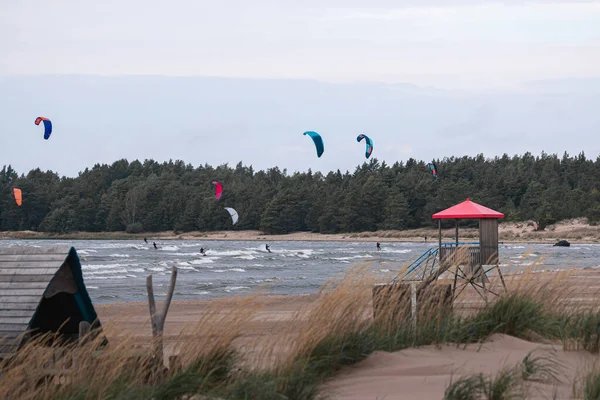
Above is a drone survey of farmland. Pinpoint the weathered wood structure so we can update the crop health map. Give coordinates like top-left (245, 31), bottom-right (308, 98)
top-left (0, 246), bottom-right (103, 360)
top-left (432, 198), bottom-right (507, 301)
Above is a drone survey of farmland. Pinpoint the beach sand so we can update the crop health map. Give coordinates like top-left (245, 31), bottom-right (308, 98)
top-left (94, 268), bottom-right (600, 399)
top-left (321, 334), bottom-right (596, 400)
top-left (3, 217), bottom-right (600, 243)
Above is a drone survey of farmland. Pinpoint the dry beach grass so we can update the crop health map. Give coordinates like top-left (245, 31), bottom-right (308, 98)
top-left (2, 258), bottom-right (600, 398)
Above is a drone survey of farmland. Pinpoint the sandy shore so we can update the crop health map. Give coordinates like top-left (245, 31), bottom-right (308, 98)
top-left (94, 268), bottom-right (600, 399)
top-left (2, 218), bottom-right (600, 243)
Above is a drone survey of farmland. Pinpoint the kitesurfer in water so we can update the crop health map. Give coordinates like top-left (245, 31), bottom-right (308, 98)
top-left (144, 238), bottom-right (148, 244)
top-left (265, 244), bottom-right (271, 253)
top-left (153, 242), bottom-right (158, 250)
top-left (200, 247), bottom-right (206, 256)
top-left (376, 242), bottom-right (381, 251)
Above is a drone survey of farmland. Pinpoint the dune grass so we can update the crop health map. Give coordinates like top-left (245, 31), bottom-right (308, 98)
top-left (1, 260), bottom-right (600, 399)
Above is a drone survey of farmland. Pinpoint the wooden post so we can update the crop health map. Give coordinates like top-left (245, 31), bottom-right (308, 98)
top-left (438, 219), bottom-right (442, 255)
top-left (146, 265), bottom-right (178, 369)
top-left (78, 321), bottom-right (91, 344)
top-left (410, 282), bottom-right (417, 333)
top-left (455, 219), bottom-right (459, 246)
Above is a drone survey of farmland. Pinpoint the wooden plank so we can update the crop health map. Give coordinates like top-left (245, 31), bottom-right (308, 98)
top-left (0, 310), bottom-right (37, 318)
top-left (0, 296), bottom-right (41, 303)
top-left (0, 302), bottom-right (39, 311)
top-left (0, 274), bottom-right (55, 283)
top-left (0, 282), bottom-right (50, 290)
top-left (0, 254), bottom-right (67, 262)
top-left (0, 262), bottom-right (64, 271)
top-left (0, 317), bottom-right (31, 325)
top-left (0, 247), bottom-right (71, 256)
top-left (0, 262), bottom-right (63, 270)
top-left (0, 289), bottom-right (47, 297)
top-left (0, 268), bottom-right (61, 275)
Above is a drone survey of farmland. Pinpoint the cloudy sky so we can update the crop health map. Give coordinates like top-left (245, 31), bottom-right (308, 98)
top-left (1, 1), bottom-right (599, 176)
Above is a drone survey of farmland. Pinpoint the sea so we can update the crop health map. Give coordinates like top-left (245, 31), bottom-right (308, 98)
top-left (2, 239), bottom-right (598, 304)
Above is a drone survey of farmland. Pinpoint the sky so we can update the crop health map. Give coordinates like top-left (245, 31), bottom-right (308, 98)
top-left (1, 1), bottom-right (599, 176)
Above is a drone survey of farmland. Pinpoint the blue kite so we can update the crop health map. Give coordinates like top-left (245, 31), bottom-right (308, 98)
top-left (303, 131), bottom-right (324, 158)
top-left (35, 117), bottom-right (52, 140)
top-left (356, 134), bottom-right (374, 159)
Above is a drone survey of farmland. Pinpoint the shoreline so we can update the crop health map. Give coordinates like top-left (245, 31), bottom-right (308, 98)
top-left (2, 220), bottom-right (600, 244)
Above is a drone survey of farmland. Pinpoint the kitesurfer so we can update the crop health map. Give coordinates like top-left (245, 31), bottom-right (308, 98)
top-left (200, 247), bottom-right (206, 256)
top-left (153, 242), bottom-right (158, 250)
top-left (376, 242), bottom-right (381, 251)
top-left (144, 238), bottom-right (148, 244)
top-left (266, 244), bottom-right (271, 253)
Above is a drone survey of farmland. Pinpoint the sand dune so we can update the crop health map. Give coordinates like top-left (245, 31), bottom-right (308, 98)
top-left (321, 334), bottom-right (596, 400)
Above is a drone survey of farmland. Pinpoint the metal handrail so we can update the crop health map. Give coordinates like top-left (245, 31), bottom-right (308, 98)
top-left (390, 246), bottom-right (438, 283)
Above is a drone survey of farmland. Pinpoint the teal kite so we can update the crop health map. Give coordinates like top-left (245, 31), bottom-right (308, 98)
top-left (303, 131), bottom-right (324, 158)
top-left (356, 134), bottom-right (373, 158)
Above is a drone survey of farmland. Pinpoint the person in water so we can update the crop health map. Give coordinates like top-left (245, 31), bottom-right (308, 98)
top-left (376, 242), bottom-right (381, 251)
top-left (144, 238), bottom-right (148, 244)
top-left (200, 247), bottom-right (206, 256)
top-left (265, 244), bottom-right (271, 253)
top-left (153, 242), bottom-right (158, 250)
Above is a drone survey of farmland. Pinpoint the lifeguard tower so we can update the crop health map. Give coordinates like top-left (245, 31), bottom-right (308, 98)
top-left (392, 198), bottom-right (507, 302)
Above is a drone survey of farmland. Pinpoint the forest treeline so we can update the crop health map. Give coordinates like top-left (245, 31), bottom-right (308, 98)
top-left (1, 152), bottom-right (600, 234)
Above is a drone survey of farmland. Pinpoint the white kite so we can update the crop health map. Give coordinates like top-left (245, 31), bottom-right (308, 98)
top-left (224, 207), bottom-right (238, 225)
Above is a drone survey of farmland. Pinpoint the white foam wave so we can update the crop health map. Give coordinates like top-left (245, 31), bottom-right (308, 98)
top-left (160, 245), bottom-right (180, 251)
top-left (191, 258), bottom-right (215, 265)
top-left (224, 286), bottom-right (250, 292)
top-left (84, 269), bottom-right (129, 275)
top-left (208, 250), bottom-right (256, 256)
top-left (235, 255), bottom-right (256, 260)
top-left (109, 254), bottom-right (130, 258)
top-left (229, 268), bottom-right (246, 272)
top-left (86, 275), bottom-right (129, 280)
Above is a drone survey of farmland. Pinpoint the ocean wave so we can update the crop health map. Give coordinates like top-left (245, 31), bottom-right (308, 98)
top-left (86, 275), bottom-right (129, 280)
top-left (84, 269), bottom-right (129, 275)
top-left (207, 250), bottom-right (255, 256)
top-left (229, 268), bottom-right (246, 272)
top-left (382, 249), bottom-right (412, 254)
top-left (160, 245), bottom-right (180, 251)
top-left (224, 286), bottom-right (250, 292)
top-left (83, 263), bottom-right (128, 270)
top-left (109, 253), bottom-right (130, 258)
top-left (191, 258), bottom-right (215, 265)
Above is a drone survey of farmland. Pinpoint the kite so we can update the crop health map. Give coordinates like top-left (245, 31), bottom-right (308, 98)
top-left (212, 181), bottom-right (223, 200)
top-left (427, 162), bottom-right (438, 178)
top-left (35, 117), bottom-right (52, 140)
top-left (224, 207), bottom-right (238, 225)
top-left (13, 188), bottom-right (22, 206)
top-left (356, 134), bottom-right (374, 159)
top-left (303, 131), bottom-right (324, 158)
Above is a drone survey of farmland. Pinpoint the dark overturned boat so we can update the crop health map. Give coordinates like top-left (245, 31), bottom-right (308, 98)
top-left (553, 240), bottom-right (571, 247)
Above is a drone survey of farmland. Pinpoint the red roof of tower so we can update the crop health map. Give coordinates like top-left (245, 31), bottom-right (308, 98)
top-left (432, 198), bottom-right (504, 219)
